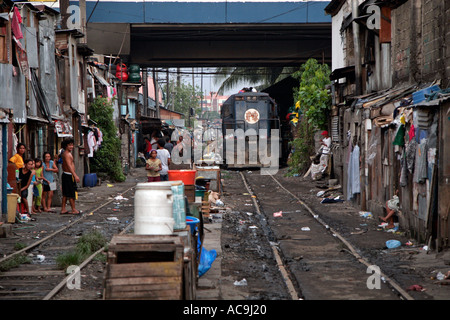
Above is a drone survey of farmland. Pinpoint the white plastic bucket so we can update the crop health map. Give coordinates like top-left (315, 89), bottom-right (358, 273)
top-left (134, 182), bottom-right (173, 234)
top-left (134, 216), bottom-right (175, 235)
top-left (134, 182), bottom-right (174, 218)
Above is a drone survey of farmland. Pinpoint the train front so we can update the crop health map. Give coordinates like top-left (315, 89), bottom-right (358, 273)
top-left (221, 92), bottom-right (280, 170)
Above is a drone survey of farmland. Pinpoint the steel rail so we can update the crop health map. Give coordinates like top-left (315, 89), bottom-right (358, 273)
top-left (266, 173), bottom-right (415, 301)
top-left (239, 172), bottom-right (301, 300)
top-left (0, 185), bottom-right (136, 266)
top-left (43, 217), bottom-right (136, 300)
top-left (0, 184), bottom-right (137, 301)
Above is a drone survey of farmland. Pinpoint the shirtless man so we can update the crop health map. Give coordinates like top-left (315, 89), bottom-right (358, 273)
top-left (60, 138), bottom-right (81, 214)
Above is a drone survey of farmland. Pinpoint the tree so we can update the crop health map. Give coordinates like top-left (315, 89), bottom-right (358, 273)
top-left (213, 66), bottom-right (297, 95)
top-left (287, 59), bottom-right (331, 176)
top-left (164, 80), bottom-right (203, 117)
top-left (88, 97), bottom-right (125, 182)
top-left (292, 59), bottom-right (331, 130)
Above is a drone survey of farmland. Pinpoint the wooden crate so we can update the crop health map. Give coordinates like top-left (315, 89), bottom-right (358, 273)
top-left (183, 248), bottom-right (197, 300)
top-left (184, 185), bottom-right (195, 203)
top-left (174, 229), bottom-right (197, 300)
top-left (104, 235), bottom-right (184, 300)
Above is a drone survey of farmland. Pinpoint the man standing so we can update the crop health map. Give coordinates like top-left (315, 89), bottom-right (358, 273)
top-left (164, 136), bottom-right (174, 154)
top-left (60, 138), bottom-right (81, 214)
top-left (319, 130), bottom-right (331, 174)
top-left (156, 138), bottom-right (171, 181)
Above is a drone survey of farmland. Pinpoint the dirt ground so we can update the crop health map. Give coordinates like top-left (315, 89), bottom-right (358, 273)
top-left (228, 167), bottom-right (450, 300)
top-left (49, 166), bottom-right (450, 301)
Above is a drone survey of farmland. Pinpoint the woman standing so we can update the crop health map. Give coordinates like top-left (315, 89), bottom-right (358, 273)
top-left (145, 149), bottom-right (162, 182)
top-left (9, 143), bottom-right (26, 169)
top-left (19, 159), bottom-right (35, 215)
top-left (42, 152), bottom-right (58, 212)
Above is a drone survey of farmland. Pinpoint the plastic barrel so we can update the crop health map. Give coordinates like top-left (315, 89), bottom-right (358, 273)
top-left (83, 173), bottom-right (98, 187)
top-left (171, 182), bottom-right (186, 230)
top-left (134, 182), bottom-right (174, 235)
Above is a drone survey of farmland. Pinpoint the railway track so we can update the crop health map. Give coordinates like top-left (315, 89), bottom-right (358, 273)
top-left (0, 167), bottom-right (417, 301)
top-left (0, 183), bottom-right (138, 300)
top-left (237, 170), bottom-right (414, 300)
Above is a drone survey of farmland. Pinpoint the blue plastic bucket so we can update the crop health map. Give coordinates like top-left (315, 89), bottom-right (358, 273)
top-left (186, 216), bottom-right (200, 235)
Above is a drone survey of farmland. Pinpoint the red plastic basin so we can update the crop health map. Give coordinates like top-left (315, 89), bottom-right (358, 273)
top-left (168, 170), bottom-right (196, 185)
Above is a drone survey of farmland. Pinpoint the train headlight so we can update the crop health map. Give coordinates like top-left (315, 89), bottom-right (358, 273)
top-left (244, 109), bottom-right (260, 124)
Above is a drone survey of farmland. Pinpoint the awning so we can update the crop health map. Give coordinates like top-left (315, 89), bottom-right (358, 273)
top-left (330, 66), bottom-right (355, 81)
top-left (89, 66), bottom-right (110, 86)
top-left (139, 116), bottom-right (162, 134)
top-left (27, 115), bottom-right (50, 123)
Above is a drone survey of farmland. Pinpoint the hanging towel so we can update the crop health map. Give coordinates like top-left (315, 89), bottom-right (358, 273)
top-left (347, 145), bottom-right (360, 200)
top-left (414, 140), bottom-right (427, 184)
top-left (393, 124), bottom-right (405, 146)
top-left (408, 123), bottom-right (415, 141)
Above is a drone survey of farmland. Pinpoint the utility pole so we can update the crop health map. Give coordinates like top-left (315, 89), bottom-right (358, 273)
top-left (143, 68), bottom-right (148, 115)
top-left (60, 0), bottom-right (69, 29)
top-left (201, 67), bottom-right (203, 114)
top-left (166, 68), bottom-right (171, 111)
top-left (153, 68), bottom-right (160, 119)
top-left (352, 0), bottom-right (362, 95)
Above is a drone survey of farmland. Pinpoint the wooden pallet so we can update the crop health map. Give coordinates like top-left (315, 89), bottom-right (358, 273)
top-left (104, 235), bottom-right (184, 300)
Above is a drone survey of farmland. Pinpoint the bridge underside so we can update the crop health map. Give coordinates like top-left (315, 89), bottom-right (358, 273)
top-left (87, 23), bottom-right (331, 68)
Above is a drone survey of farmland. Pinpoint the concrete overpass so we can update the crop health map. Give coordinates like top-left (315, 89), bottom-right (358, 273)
top-left (69, 0), bottom-right (331, 68)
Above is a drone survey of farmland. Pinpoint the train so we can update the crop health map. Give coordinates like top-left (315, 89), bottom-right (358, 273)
top-left (220, 91), bottom-right (281, 169)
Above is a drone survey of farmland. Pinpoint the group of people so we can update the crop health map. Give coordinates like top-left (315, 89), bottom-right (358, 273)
top-left (9, 143), bottom-right (58, 215)
top-left (144, 132), bottom-right (185, 182)
top-left (9, 138), bottom-right (80, 218)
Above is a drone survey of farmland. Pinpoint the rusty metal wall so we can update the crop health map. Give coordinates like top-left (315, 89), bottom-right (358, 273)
top-left (0, 64), bottom-right (26, 123)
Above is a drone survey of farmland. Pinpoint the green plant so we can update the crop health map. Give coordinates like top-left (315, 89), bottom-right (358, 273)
top-left (288, 59), bottom-right (331, 175)
top-left (56, 231), bottom-right (107, 270)
top-left (0, 255), bottom-right (31, 272)
top-left (56, 251), bottom-right (84, 270)
top-left (14, 242), bottom-right (27, 251)
top-left (292, 59), bottom-right (331, 130)
top-left (88, 97), bottom-right (125, 182)
top-left (77, 231), bottom-right (107, 254)
top-left (287, 120), bottom-right (316, 176)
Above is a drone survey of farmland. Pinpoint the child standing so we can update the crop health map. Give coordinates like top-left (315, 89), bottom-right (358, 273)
top-left (146, 149), bottom-right (162, 182)
top-left (32, 158), bottom-right (44, 213)
top-left (42, 152), bottom-right (58, 212)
